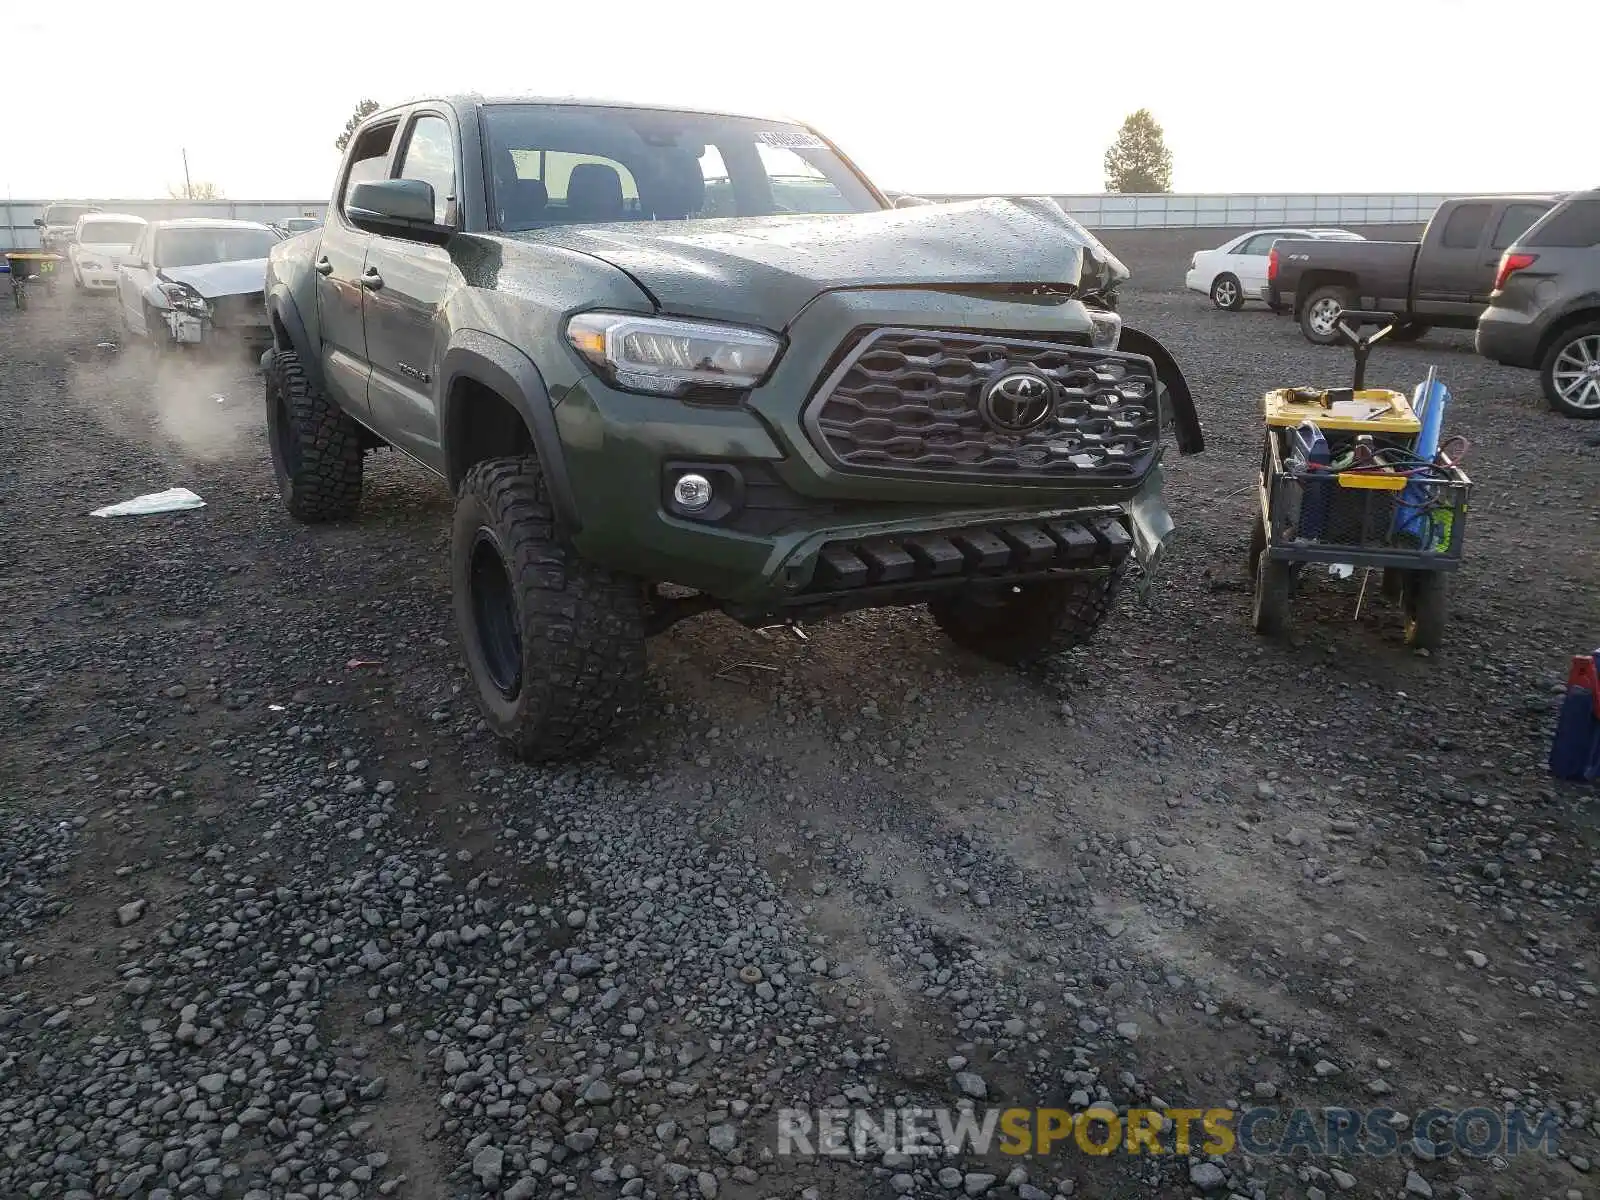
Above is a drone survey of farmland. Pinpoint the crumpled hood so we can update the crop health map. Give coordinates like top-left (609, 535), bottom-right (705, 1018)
top-left (158, 257), bottom-right (268, 298)
top-left (520, 197), bottom-right (1124, 328)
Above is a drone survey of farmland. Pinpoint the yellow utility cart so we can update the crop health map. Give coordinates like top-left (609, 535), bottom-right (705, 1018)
top-left (1249, 311), bottom-right (1472, 649)
top-left (4, 251), bottom-right (62, 310)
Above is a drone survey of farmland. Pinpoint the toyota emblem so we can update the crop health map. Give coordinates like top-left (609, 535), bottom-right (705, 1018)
top-left (980, 368), bottom-right (1054, 433)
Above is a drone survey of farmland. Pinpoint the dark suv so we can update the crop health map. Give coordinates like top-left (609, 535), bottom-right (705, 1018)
top-left (1477, 188), bottom-right (1600, 418)
top-left (262, 96), bottom-right (1203, 761)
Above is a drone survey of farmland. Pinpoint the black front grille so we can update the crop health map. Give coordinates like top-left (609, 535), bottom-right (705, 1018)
top-left (803, 512), bottom-right (1132, 597)
top-left (803, 328), bottom-right (1162, 484)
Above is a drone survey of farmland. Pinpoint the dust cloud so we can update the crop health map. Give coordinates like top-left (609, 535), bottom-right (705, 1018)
top-left (67, 337), bottom-right (265, 465)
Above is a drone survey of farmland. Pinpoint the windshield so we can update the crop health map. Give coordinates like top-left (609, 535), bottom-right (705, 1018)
top-left (155, 227), bottom-right (279, 268)
top-left (81, 221), bottom-right (144, 246)
top-left (44, 205), bottom-right (92, 226)
top-left (482, 104), bottom-right (881, 231)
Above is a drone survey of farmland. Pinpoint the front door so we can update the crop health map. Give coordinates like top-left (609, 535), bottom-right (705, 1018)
top-left (117, 227), bottom-right (154, 332)
top-left (362, 111), bottom-right (459, 474)
top-left (316, 118), bottom-right (400, 418)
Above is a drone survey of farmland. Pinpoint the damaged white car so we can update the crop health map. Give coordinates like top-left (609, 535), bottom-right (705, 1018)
top-left (117, 218), bottom-right (281, 353)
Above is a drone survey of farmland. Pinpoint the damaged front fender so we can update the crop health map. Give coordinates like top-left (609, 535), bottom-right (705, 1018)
top-left (1120, 325), bottom-right (1205, 456)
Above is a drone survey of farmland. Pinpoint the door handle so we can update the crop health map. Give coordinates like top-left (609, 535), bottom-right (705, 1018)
top-left (314, 256), bottom-right (333, 276)
top-left (360, 267), bottom-right (383, 291)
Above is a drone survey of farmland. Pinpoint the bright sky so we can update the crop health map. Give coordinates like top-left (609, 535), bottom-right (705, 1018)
top-left (4, 0), bottom-right (1585, 203)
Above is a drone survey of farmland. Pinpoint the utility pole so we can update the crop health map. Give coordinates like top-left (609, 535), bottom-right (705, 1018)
top-left (182, 149), bottom-right (192, 200)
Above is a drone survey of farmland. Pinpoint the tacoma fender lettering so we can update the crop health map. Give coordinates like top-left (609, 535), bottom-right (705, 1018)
top-left (441, 330), bottom-right (581, 536)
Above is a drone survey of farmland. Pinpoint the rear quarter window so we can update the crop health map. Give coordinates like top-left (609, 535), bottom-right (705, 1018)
top-left (1525, 198), bottom-right (1600, 248)
top-left (1491, 203), bottom-right (1553, 249)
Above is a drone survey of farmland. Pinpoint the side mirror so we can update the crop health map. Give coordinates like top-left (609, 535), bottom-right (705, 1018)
top-left (893, 194), bottom-right (933, 209)
top-left (347, 179), bottom-right (450, 244)
top-left (33, 217), bottom-right (45, 227)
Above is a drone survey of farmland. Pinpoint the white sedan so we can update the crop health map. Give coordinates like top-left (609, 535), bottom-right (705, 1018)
top-left (116, 218), bottom-right (281, 351)
top-left (1185, 227), bottom-right (1364, 311)
top-left (69, 213), bottom-right (147, 292)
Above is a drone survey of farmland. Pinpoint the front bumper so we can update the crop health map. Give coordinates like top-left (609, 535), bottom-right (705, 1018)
top-left (78, 271), bottom-right (117, 291)
top-left (554, 288), bottom-right (1189, 610)
top-left (159, 306), bottom-right (272, 349)
top-left (1475, 305), bottom-right (1542, 369)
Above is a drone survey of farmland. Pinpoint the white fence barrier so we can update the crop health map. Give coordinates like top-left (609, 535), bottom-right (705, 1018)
top-left (3, 199), bottom-right (328, 249)
top-left (4, 191), bottom-right (1556, 247)
top-left (922, 193), bottom-right (1467, 229)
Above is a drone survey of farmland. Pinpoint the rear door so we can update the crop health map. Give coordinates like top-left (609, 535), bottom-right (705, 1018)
top-left (1416, 201), bottom-right (1492, 317)
top-left (362, 108), bottom-right (460, 472)
top-left (316, 117), bottom-right (400, 418)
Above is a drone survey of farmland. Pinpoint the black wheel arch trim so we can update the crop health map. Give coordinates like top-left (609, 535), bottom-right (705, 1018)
top-left (441, 330), bottom-right (581, 536)
top-left (1120, 326), bottom-right (1204, 455)
top-left (265, 285), bottom-right (327, 394)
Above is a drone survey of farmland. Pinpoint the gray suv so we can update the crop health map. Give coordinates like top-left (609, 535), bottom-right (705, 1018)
top-left (1477, 188), bottom-right (1600, 418)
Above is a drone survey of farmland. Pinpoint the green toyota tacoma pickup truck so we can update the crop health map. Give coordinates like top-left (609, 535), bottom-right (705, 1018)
top-left (262, 95), bottom-right (1205, 761)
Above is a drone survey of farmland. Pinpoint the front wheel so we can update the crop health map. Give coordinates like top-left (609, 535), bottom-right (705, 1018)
top-left (1210, 274), bottom-right (1245, 311)
top-left (12, 281), bottom-right (26, 311)
top-left (928, 575), bottom-right (1118, 666)
top-left (452, 457), bottom-right (646, 761)
top-left (1540, 321), bottom-right (1600, 419)
top-left (1251, 550), bottom-right (1292, 635)
top-left (1299, 285), bottom-right (1353, 346)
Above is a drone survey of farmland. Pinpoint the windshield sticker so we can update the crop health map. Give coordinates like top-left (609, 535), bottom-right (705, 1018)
top-left (756, 130), bottom-right (827, 149)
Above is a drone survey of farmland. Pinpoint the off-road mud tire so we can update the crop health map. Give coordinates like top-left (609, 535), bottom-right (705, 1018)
top-left (265, 348), bottom-right (364, 522)
top-left (928, 575), bottom-right (1118, 666)
top-left (452, 457), bottom-right (646, 762)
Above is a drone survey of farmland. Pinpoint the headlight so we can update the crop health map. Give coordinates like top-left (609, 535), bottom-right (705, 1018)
top-left (159, 282), bottom-right (210, 315)
top-left (1087, 308), bottom-right (1122, 350)
top-left (81, 260), bottom-right (103, 271)
top-left (566, 312), bottom-right (781, 396)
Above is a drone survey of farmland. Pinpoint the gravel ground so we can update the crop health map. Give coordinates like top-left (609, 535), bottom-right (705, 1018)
top-left (1, 251), bottom-right (1596, 1200)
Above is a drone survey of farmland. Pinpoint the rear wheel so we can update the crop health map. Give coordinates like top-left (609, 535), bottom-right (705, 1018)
top-left (1300, 285), bottom-right (1353, 345)
top-left (1210, 273), bottom-right (1245, 311)
top-left (1388, 321), bottom-right (1431, 343)
top-left (1540, 322), bottom-right (1600, 419)
top-left (264, 347), bottom-right (364, 521)
top-left (452, 457), bottom-right (646, 761)
top-left (929, 575), bottom-right (1118, 666)
top-left (1402, 570), bottom-right (1448, 650)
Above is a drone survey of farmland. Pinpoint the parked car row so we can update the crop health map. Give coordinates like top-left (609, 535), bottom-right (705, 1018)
top-left (1185, 227), bottom-right (1364, 311)
top-left (37, 204), bottom-right (326, 357)
top-left (1184, 189), bottom-right (1600, 418)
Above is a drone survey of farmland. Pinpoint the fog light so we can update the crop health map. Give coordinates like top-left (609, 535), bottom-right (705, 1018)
top-left (673, 473), bottom-right (713, 512)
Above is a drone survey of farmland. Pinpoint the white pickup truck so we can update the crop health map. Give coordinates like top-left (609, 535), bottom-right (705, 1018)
top-left (68, 213), bottom-right (148, 292)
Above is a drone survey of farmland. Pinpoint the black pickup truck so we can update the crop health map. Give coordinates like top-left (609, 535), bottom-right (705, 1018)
top-left (1269, 195), bottom-right (1559, 344)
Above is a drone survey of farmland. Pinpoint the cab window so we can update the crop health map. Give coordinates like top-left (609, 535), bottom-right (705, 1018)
top-left (396, 114), bottom-right (457, 225)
